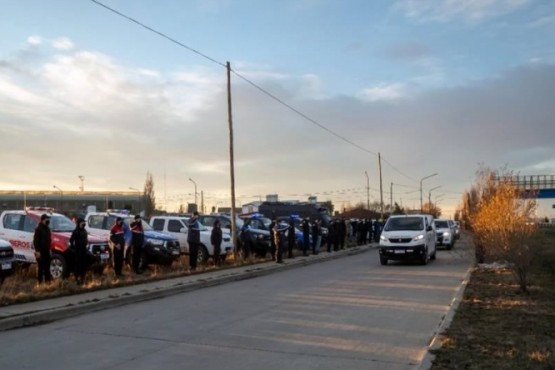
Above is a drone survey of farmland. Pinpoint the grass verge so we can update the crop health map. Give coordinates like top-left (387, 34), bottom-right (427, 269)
top-left (430, 229), bottom-right (555, 370)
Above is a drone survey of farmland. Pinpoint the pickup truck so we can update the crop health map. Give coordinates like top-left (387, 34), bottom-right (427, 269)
top-left (149, 216), bottom-right (233, 264)
top-left (85, 211), bottom-right (181, 267)
top-left (0, 208), bottom-right (110, 279)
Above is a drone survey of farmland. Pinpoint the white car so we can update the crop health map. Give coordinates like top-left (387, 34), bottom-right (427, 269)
top-left (149, 216), bottom-right (233, 263)
top-left (434, 219), bottom-right (455, 249)
top-left (378, 214), bottom-right (436, 265)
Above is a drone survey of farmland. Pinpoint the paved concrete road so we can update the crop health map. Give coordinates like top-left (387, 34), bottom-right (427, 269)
top-left (0, 241), bottom-right (472, 370)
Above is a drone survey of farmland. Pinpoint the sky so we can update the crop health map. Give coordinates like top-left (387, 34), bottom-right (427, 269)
top-left (1, 0), bottom-right (555, 217)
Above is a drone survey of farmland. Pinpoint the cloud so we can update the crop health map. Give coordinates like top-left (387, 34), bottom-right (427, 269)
top-left (396, 0), bottom-right (531, 22)
top-left (52, 37), bottom-right (74, 50)
top-left (0, 39), bottom-right (554, 216)
top-left (358, 83), bottom-right (407, 101)
top-left (27, 36), bottom-right (42, 45)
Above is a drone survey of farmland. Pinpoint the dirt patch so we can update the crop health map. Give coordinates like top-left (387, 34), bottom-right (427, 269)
top-left (430, 229), bottom-right (555, 370)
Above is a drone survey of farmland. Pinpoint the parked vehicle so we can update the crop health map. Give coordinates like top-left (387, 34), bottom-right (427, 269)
top-left (239, 214), bottom-right (276, 257)
top-left (85, 210), bottom-right (180, 267)
top-left (149, 215), bottom-right (233, 263)
top-left (0, 238), bottom-right (14, 285)
top-left (434, 219), bottom-right (455, 249)
top-left (275, 215), bottom-right (308, 248)
top-left (0, 207), bottom-right (110, 279)
top-left (378, 214), bottom-right (436, 265)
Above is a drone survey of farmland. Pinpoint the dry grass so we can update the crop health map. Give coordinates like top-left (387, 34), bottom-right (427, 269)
top-left (0, 252), bottom-right (276, 306)
top-left (430, 230), bottom-right (555, 370)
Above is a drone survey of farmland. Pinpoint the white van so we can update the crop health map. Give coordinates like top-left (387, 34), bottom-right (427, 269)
top-left (149, 216), bottom-right (233, 263)
top-left (378, 214), bottom-right (436, 265)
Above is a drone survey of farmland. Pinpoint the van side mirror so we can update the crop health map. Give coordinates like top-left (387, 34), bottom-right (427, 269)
top-left (427, 226), bottom-right (433, 232)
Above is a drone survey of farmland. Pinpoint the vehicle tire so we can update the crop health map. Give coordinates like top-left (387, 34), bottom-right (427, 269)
top-left (379, 256), bottom-right (388, 265)
top-left (420, 248), bottom-right (429, 265)
top-left (50, 254), bottom-right (67, 279)
top-left (446, 242), bottom-right (453, 250)
top-left (197, 245), bottom-right (209, 264)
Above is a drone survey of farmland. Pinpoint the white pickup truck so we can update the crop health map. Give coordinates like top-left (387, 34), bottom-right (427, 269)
top-left (149, 216), bottom-right (233, 264)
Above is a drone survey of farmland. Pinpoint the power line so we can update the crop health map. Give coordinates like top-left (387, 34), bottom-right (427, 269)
top-left (89, 0), bottom-right (417, 182)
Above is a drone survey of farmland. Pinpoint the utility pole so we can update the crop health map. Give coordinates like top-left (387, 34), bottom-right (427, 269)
top-left (378, 152), bottom-right (384, 219)
top-left (227, 62), bottom-right (238, 257)
top-left (201, 190), bottom-right (204, 214)
top-left (390, 182), bottom-right (393, 211)
top-left (364, 171), bottom-right (370, 210)
top-left (420, 173), bottom-right (438, 212)
top-left (78, 175), bottom-right (85, 192)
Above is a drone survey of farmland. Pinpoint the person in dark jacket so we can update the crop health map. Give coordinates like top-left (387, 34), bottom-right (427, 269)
top-left (33, 214), bottom-right (52, 284)
top-left (268, 218), bottom-right (276, 261)
top-left (302, 218), bottom-right (310, 256)
top-left (70, 218), bottom-right (88, 285)
top-left (187, 211), bottom-right (201, 270)
top-left (338, 218), bottom-right (347, 250)
top-left (110, 217), bottom-right (125, 277)
top-left (211, 219), bottom-right (223, 266)
top-left (273, 222), bottom-right (287, 263)
top-left (239, 223), bottom-right (252, 260)
top-left (326, 220), bottom-right (334, 252)
top-left (130, 215), bottom-right (145, 274)
top-left (287, 219), bottom-right (296, 258)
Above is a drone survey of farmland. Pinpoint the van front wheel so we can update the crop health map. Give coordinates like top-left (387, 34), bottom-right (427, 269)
top-left (420, 248), bottom-right (429, 265)
top-left (379, 256), bottom-right (388, 265)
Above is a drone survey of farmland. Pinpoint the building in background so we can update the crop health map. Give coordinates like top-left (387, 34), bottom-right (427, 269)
top-left (0, 190), bottom-right (142, 217)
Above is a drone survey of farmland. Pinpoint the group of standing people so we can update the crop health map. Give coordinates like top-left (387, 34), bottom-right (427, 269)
top-left (33, 213), bottom-right (92, 285)
top-left (348, 219), bottom-right (383, 245)
top-left (108, 214), bottom-right (145, 278)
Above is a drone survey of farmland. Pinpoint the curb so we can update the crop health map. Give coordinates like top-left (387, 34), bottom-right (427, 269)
top-left (416, 265), bottom-right (473, 370)
top-left (0, 245), bottom-right (372, 332)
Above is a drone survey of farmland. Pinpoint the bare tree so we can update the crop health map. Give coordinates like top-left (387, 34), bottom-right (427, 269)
top-left (143, 171), bottom-right (156, 217)
top-left (469, 167), bottom-right (537, 293)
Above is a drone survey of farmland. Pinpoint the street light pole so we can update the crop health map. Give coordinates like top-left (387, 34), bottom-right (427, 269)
top-left (364, 171), bottom-right (370, 210)
top-left (428, 185), bottom-right (442, 213)
top-left (420, 173), bottom-right (438, 212)
top-left (188, 178), bottom-right (198, 208)
top-left (53, 185), bottom-right (63, 211)
top-left (78, 175), bottom-right (85, 192)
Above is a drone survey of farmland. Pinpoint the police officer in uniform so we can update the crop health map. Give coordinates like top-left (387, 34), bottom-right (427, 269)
top-left (130, 214), bottom-right (145, 274)
top-left (287, 219), bottom-right (296, 258)
top-left (70, 218), bottom-right (88, 284)
top-left (33, 214), bottom-right (52, 284)
top-left (110, 217), bottom-right (125, 277)
top-left (187, 211), bottom-right (201, 270)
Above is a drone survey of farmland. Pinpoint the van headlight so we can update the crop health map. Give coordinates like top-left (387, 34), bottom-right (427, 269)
top-left (413, 234), bottom-right (425, 241)
top-left (379, 235), bottom-right (387, 241)
top-left (443, 232), bottom-right (450, 237)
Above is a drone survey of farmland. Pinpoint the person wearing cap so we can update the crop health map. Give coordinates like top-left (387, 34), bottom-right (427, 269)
top-left (33, 214), bottom-right (52, 284)
top-left (130, 215), bottom-right (145, 274)
top-left (187, 211), bottom-right (201, 271)
top-left (110, 217), bottom-right (126, 277)
top-left (70, 218), bottom-right (88, 285)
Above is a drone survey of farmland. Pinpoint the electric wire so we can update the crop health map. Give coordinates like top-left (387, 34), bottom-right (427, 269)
top-left (89, 0), bottom-right (418, 183)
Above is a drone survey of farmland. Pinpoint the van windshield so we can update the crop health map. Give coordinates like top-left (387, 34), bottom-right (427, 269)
top-left (384, 217), bottom-right (424, 231)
